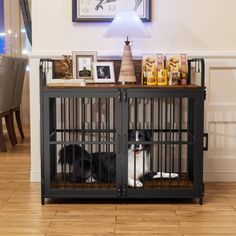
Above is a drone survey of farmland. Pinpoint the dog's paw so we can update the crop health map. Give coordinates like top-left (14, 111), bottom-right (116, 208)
top-left (85, 176), bottom-right (97, 183)
top-left (153, 172), bottom-right (179, 179)
top-left (170, 173), bottom-right (179, 178)
top-left (135, 180), bottom-right (143, 187)
top-left (153, 173), bottom-right (161, 179)
top-left (128, 178), bottom-right (143, 187)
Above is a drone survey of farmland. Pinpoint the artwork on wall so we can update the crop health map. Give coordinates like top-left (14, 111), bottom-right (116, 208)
top-left (72, 0), bottom-right (151, 22)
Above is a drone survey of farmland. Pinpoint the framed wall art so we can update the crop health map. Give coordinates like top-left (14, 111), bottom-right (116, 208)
top-left (72, 51), bottom-right (97, 81)
top-left (93, 62), bottom-right (115, 83)
top-left (72, 0), bottom-right (151, 22)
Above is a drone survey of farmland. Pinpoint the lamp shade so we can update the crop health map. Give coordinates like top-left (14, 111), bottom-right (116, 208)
top-left (103, 10), bottom-right (151, 39)
top-left (103, 10), bottom-right (151, 84)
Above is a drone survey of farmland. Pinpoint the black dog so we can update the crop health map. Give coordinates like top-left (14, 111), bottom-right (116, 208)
top-left (92, 152), bottom-right (116, 183)
top-left (58, 145), bottom-right (93, 183)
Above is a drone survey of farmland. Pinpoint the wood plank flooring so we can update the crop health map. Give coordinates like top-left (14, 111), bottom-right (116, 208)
top-left (1, 133), bottom-right (236, 235)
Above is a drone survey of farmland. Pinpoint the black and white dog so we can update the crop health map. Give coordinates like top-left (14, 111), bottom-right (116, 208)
top-left (92, 129), bottom-right (153, 187)
top-left (127, 129), bottom-right (152, 187)
top-left (58, 130), bottom-right (177, 187)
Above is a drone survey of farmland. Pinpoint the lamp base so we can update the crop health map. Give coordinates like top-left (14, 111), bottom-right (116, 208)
top-left (118, 44), bottom-right (136, 84)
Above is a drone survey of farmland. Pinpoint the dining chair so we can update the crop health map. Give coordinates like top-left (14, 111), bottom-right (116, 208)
top-left (0, 56), bottom-right (18, 152)
top-left (11, 57), bottom-right (27, 144)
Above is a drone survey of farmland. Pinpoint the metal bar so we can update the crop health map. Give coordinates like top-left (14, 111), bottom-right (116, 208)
top-left (72, 98), bottom-right (75, 143)
top-left (72, 144), bottom-right (75, 187)
top-left (143, 98), bottom-right (146, 130)
top-left (160, 97), bottom-right (163, 188)
top-left (150, 97), bottom-right (154, 188)
top-left (61, 98), bottom-right (64, 142)
top-left (135, 98), bottom-right (138, 130)
top-left (128, 98), bottom-right (130, 130)
top-left (165, 98), bottom-right (168, 172)
top-left (63, 143), bottom-right (66, 190)
top-left (157, 98), bottom-right (160, 173)
top-left (63, 98), bottom-right (66, 189)
top-left (68, 98), bottom-right (71, 142)
top-left (178, 97), bottom-right (183, 187)
top-left (187, 98), bottom-right (190, 181)
top-left (50, 141), bottom-right (117, 145)
top-left (54, 128), bottom-right (188, 133)
top-left (134, 98), bottom-right (137, 188)
top-left (98, 98), bottom-right (102, 187)
top-left (68, 99), bottom-right (71, 182)
top-left (142, 98), bottom-right (145, 189)
top-left (169, 98), bottom-right (172, 188)
top-left (172, 98), bottom-right (175, 173)
top-left (113, 97), bottom-right (116, 151)
top-left (76, 97), bottom-right (78, 141)
top-left (71, 96), bottom-right (75, 188)
top-left (60, 98), bottom-right (63, 183)
top-left (90, 97), bottom-right (93, 189)
top-left (106, 97), bottom-right (111, 187)
top-left (81, 97), bottom-right (85, 188)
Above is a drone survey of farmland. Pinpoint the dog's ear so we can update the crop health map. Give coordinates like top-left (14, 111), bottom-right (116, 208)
top-left (145, 130), bottom-right (153, 141)
top-left (128, 129), bottom-right (134, 141)
top-left (128, 130), bottom-right (135, 149)
top-left (145, 130), bottom-right (153, 153)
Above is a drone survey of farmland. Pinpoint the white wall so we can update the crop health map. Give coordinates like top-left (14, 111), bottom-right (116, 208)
top-left (32, 0), bottom-right (236, 54)
top-left (30, 0), bottom-right (236, 182)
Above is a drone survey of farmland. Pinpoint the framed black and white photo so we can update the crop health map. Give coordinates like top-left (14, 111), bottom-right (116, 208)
top-left (72, 51), bottom-right (97, 81)
top-left (93, 62), bottom-right (115, 83)
top-left (72, 0), bottom-right (151, 22)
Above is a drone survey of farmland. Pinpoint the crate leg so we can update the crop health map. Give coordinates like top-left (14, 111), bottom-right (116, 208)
top-left (41, 196), bottom-right (45, 205)
top-left (199, 196), bottom-right (204, 205)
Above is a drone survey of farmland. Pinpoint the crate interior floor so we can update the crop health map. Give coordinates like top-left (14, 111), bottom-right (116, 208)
top-left (50, 173), bottom-right (194, 189)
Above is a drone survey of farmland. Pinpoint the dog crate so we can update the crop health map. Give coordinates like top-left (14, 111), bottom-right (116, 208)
top-left (40, 58), bottom-right (207, 204)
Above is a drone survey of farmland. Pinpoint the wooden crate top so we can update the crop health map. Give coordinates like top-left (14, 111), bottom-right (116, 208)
top-left (45, 83), bottom-right (201, 90)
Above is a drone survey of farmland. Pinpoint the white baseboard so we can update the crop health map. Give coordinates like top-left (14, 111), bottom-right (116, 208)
top-left (204, 171), bottom-right (236, 182)
top-left (30, 171), bottom-right (41, 182)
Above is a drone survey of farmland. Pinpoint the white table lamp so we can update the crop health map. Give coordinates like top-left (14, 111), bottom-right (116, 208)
top-left (103, 10), bottom-right (151, 84)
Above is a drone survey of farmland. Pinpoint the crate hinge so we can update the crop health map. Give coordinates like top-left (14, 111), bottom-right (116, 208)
top-left (123, 184), bottom-right (127, 198)
top-left (117, 185), bottom-right (122, 197)
top-left (118, 90), bottom-right (122, 102)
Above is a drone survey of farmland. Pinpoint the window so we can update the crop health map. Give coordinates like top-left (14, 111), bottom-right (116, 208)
top-left (0, 0), bottom-right (5, 54)
top-left (0, 0), bottom-right (31, 56)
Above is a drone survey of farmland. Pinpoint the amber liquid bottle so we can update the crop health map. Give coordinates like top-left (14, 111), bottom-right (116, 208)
top-left (142, 71), bottom-right (148, 85)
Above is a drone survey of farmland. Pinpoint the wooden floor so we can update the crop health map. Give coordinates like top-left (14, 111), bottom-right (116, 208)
top-left (1, 134), bottom-right (236, 235)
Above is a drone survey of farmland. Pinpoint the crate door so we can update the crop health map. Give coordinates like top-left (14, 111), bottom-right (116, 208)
top-left (124, 90), bottom-right (203, 199)
top-left (43, 91), bottom-right (122, 198)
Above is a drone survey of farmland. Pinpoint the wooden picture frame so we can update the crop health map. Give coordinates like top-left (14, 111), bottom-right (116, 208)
top-left (44, 56), bottom-right (76, 85)
top-left (72, 51), bottom-right (97, 82)
top-left (72, 0), bottom-right (151, 22)
top-left (93, 62), bottom-right (115, 83)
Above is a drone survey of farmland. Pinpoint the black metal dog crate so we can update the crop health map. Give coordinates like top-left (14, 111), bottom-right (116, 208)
top-left (40, 59), bottom-right (207, 204)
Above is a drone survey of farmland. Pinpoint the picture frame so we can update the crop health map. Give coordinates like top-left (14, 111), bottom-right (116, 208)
top-left (43, 56), bottom-right (77, 85)
top-left (93, 62), bottom-right (115, 83)
top-left (72, 0), bottom-right (151, 22)
top-left (72, 51), bottom-right (97, 82)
